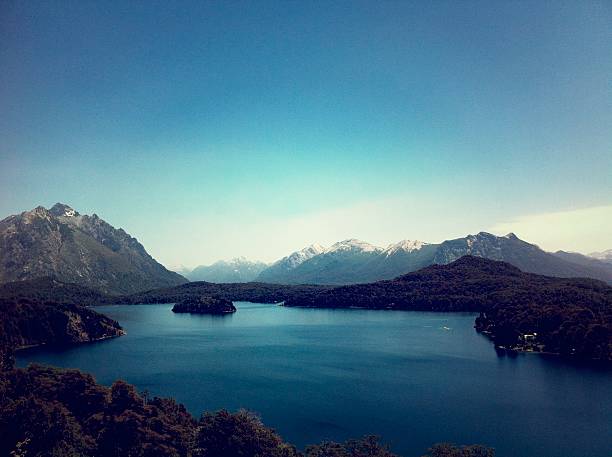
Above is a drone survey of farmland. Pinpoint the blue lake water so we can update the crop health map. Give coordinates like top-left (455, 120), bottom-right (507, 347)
top-left (16, 302), bottom-right (612, 457)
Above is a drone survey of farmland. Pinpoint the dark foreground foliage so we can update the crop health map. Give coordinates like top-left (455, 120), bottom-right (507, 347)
top-left (0, 364), bottom-right (494, 457)
top-left (420, 443), bottom-right (495, 457)
top-left (0, 364), bottom-right (194, 457)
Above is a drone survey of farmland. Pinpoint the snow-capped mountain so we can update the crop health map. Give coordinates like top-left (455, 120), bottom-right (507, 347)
top-left (255, 233), bottom-right (612, 285)
top-left (187, 257), bottom-right (268, 283)
top-left (382, 240), bottom-right (428, 257)
top-left (324, 239), bottom-right (383, 254)
top-left (258, 239), bottom-right (383, 284)
top-left (255, 244), bottom-right (326, 283)
top-left (283, 244), bottom-right (326, 269)
top-left (588, 249), bottom-right (612, 264)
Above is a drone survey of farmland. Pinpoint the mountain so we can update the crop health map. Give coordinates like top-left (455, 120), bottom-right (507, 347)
top-left (434, 232), bottom-right (612, 283)
top-left (257, 239), bottom-right (385, 284)
top-left (186, 257), bottom-right (268, 283)
top-left (553, 251), bottom-right (612, 277)
top-left (0, 203), bottom-right (187, 295)
top-left (359, 240), bottom-right (438, 282)
top-left (282, 255), bottom-right (612, 311)
top-left (255, 232), bottom-right (612, 285)
top-left (589, 249), bottom-right (612, 264)
top-left (256, 243), bottom-right (326, 283)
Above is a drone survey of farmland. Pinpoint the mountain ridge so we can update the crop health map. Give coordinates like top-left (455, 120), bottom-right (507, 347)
top-left (186, 257), bottom-right (268, 282)
top-left (589, 249), bottom-right (612, 263)
top-left (254, 232), bottom-right (612, 285)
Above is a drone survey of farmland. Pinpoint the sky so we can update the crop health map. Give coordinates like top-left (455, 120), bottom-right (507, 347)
top-left (1, 0), bottom-right (611, 268)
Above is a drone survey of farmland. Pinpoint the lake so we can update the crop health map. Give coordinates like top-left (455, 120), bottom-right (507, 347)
top-left (16, 302), bottom-right (612, 457)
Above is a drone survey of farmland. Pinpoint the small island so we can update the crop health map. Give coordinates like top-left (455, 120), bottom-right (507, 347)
top-left (171, 296), bottom-right (236, 315)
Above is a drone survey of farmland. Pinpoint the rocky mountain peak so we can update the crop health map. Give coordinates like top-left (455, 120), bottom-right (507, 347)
top-left (325, 239), bottom-right (382, 254)
top-left (383, 240), bottom-right (427, 256)
top-left (0, 204), bottom-right (187, 294)
top-left (49, 203), bottom-right (80, 218)
top-left (20, 206), bottom-right (52, 224)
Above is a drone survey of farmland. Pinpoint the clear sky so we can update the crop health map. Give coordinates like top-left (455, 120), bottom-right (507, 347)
top-left (1, 1), bottom-right (611, 268)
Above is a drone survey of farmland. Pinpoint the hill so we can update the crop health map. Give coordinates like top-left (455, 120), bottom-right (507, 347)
top-left (114, 281), bottom-right (331, 306)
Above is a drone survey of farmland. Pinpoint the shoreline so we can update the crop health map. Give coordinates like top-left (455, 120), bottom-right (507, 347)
top-left (15, 331), bottom-right (126, 352)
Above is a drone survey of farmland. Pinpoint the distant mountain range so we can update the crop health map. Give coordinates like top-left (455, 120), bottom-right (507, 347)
top-left (0, 203), bottom-right (187, 295)
top-left (185, 257), bottom-right (268, 282)
top-left (2, 204), bottom-right (610, 291)
top-left (589, 249), bottom-right (612, 264)
top-left (253, 232), bottom-right (612, 285)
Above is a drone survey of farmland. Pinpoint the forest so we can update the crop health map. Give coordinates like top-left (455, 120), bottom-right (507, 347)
top-left (0, 299), bottom-right (124, 350)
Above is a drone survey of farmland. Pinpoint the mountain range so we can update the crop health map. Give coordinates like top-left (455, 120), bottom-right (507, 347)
top-left (0, 203), bottom-right (187, 295)
top-left (253, 232), bottom-right (612, 285)
top-left (1, 204), bottom-right (610, 292)
top-left (589, 249), bottom-right (612, 263)
top-left (185, 257), bottom-right (268, 282)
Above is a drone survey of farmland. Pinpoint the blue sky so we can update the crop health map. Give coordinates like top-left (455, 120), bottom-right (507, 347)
top-left (1, 1), bottom-right (610, 267)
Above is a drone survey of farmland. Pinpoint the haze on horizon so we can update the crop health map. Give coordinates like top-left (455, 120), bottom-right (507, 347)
top-left (1, 1), bottom-right (611, 268)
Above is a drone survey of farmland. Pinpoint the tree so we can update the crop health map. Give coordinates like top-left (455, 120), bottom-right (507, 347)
top-left (194, 409), bottom-right (299, 457)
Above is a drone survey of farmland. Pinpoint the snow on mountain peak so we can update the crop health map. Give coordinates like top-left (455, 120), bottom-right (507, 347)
top-left (49, 203), bottom-right (79, 218)
top-left (588, 249), bottom-right (612, 261)
top-left (383, 240), bottom-right (427, 256)
top-left (279, 243), bottom-right (327, 269)
top-left (213, 257), bottom-right (263, 267)
top-left (304, 243), bottom-right (326, 255)
top-left (325, 239), bottom-right (382, 254)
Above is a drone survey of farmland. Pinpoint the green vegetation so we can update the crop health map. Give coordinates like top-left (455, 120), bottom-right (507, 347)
top-left (0, 277), bottom-right (108, 306)
top-left (172, 296), bottom-right (236, 314)
top-left (0, 300), bottom-right (124, 350)
top-left (0, 278), bottom-right (124, 350)
top-left (115, 281), bottom-right (332, 306)
top-left (0, 363), bottom-right (494, 457)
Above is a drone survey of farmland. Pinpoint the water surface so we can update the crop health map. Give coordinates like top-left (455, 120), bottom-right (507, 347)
top-left (17, 303), bottom-right (612, 457)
